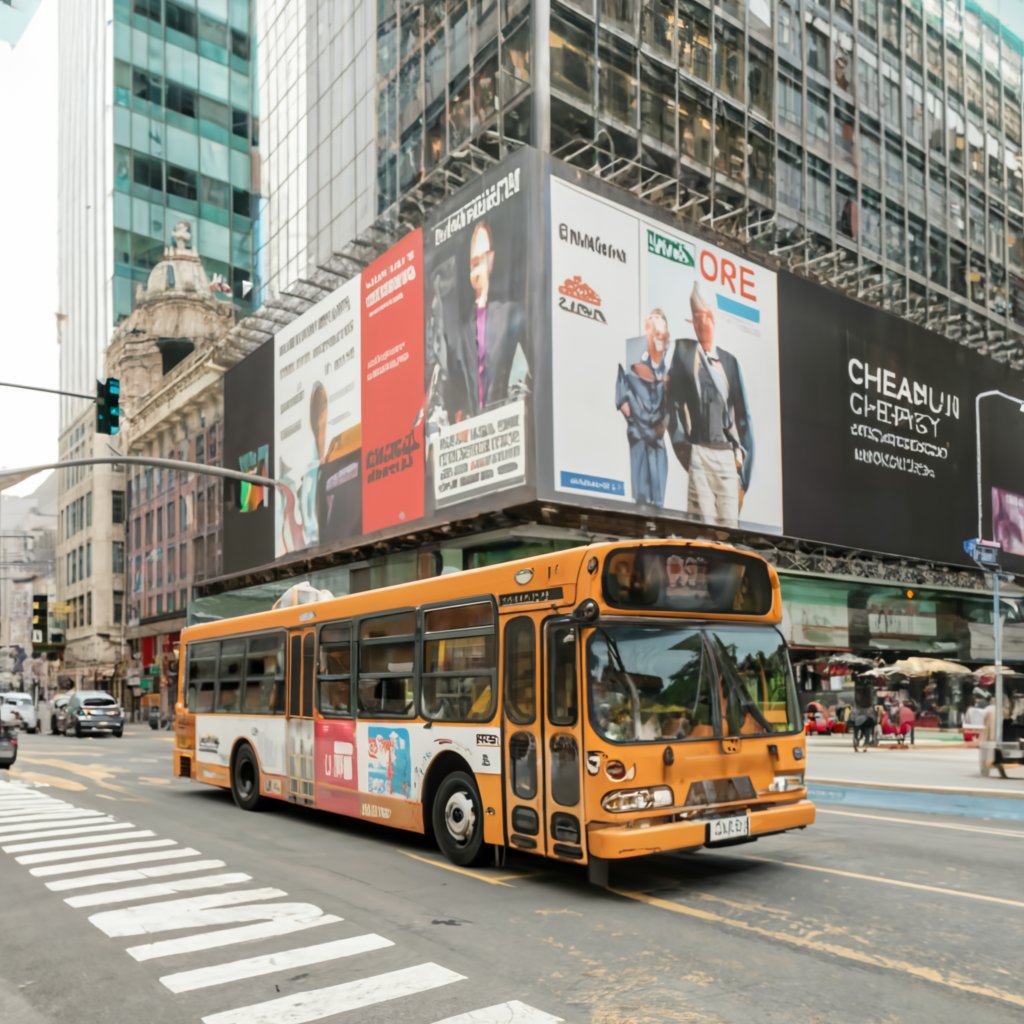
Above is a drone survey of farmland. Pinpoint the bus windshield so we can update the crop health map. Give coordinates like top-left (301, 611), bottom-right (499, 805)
top-left (586, 624), bottom-right (800, 743)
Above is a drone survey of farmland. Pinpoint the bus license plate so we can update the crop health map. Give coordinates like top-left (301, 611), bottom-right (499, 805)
top-left (707, 814), bottom-right (749, 843)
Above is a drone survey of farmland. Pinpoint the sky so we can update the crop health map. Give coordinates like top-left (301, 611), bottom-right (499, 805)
top-left (0, 0), bottom-right (57, 497)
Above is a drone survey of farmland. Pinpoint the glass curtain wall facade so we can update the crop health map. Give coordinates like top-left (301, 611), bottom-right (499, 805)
top-left (370, 0), bottom-right (1024, 359)
top-left (113, 0), bottom-right (259, 320)
top-left (256, 0), bottom-right (378, 301)
top-left (58, 0), bottom-right (260, 430)
top-left (374, 0), bottom-right (533, 214)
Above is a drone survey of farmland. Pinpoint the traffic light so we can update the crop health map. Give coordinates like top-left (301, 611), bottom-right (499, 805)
top-left (95, 377), bottom-right (121, 435)
top-left (32, 595), bottom-right (48, 644)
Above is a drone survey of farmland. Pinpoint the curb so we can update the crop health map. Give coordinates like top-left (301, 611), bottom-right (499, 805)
top-left (808, 778), bottom-right (1024, 823)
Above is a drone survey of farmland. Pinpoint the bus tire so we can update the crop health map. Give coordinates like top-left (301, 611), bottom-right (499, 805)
top-left (432, 771), bottom-right (487, 867)
top-left (231, 743), bottom-right (262, 811)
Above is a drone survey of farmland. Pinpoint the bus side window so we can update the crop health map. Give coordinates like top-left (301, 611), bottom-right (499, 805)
top-left (244, 633), bottom-right (285, 714)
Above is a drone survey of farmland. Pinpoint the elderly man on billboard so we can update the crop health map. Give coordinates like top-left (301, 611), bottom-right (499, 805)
top-left (667, 282), bottom-right (754, 528)
top-left (616, 308), bottom-right (672, 507)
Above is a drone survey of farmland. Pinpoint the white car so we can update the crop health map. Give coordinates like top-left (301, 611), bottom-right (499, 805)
top-left (1, 693), bottom-right (39, 733)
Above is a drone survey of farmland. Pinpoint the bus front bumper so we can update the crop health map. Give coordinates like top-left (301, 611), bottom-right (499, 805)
top-left (587, 798), bottom-right (816, 860)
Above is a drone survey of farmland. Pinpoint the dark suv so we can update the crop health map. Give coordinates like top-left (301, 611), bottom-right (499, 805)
top-left (63, 691), bottom-right (125, 738)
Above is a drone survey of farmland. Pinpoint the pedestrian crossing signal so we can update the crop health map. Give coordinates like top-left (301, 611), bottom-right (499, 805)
top-left (96, 377), bottom-right (121, 435)
top-left (32, 595), bottom-right (48, 643)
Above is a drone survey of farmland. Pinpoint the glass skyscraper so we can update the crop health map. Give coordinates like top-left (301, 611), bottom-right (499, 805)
top-left (365, 0), bottom-right (1024, 366)
top-left (57, 0), bottom-right (260, 430)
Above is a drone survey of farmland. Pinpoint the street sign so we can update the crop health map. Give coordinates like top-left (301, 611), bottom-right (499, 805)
top-left (963, 538), bottom-right (1001, 567)
top-left (139, 678), bottom-right (152, 693)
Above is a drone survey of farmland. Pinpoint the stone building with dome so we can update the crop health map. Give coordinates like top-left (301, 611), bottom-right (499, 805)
top-left (55, 223), bottom-right (237, 713)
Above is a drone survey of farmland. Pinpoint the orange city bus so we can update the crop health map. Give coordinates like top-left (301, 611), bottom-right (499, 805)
top-left (174, 540), bottom-right (814, 882)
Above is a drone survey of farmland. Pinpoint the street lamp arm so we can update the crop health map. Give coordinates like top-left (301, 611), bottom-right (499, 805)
top-left (0, 457), bottom-right (280, 493)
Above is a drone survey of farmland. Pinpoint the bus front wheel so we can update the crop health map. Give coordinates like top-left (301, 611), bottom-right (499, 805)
top-left (231, 743), bottom-right (262, 811)
top-left (432, 771), bottom-right (487, 867)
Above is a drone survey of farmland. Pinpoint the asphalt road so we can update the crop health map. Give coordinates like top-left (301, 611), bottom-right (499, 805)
top-left (1, 725), bottom-right (1022, 1024)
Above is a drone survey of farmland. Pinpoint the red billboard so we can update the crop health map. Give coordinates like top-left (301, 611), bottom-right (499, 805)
top-left (360, 231), bottom-right (426, 532)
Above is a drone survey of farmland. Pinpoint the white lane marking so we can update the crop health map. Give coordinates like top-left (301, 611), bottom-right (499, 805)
top-left (90, 888), bottom-right (290, 937)
top-left (430, 1001), bottom-right (565, 1024)
top-left (0, 811), bottom-right (107, 826)
top-left (160, 933), bottom-right (395, 993)
top-left (200, 963), bottom-right (465, 1024)
top-left (818, 807), bottom-right (1024, 838)
top-left (0, 818), bottom-right (119, 838)
top-left (17, 839), bottom-right (177, 865)
top-left (31, 847), bottom-right (202, 877)
top-left (65, 873), bottom-right (253, 908)
top-left (0, 802), bottom-right (78, 814)
top-left (127, 910), bottom-right (342, 961)
top-left (4, 830), bottom-right (154, 853)
top-left (46, 859), bottom-right (229, 891)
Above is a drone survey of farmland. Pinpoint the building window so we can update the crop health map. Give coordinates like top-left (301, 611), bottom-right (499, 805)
top-left (133, 155), bottom-right (163, 191)
top-left (167, 165), bottom-right (197, 201)
top-left (133, 516), bottom-right (141, 548)
top-left (113, 541), bottom-right (125, 574)
top-left (113, 591), bottom-right (124, 626)
top-left (86, 542), bottom-right (92, 578)
top-left (145, 512), bottom-right (153, 546)
top-left (167, 501), bottom-right (175, 538)
top-left (156, 506), bottom-right (163, 543)
top-left (112, 490), bottom-right (125, 524)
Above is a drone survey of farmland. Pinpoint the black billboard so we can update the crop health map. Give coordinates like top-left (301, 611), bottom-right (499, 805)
top-left (222, 339), bottom-right (275, 573)
top-left (779, 272), bottom-right (1024, 574)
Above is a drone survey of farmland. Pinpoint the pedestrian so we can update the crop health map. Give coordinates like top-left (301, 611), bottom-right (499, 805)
top-left (979, 693), bottom-right (1009, 779)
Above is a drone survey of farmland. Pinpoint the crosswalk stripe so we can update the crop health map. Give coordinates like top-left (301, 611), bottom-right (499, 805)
top-left (3, 830), bottom-right (154, 853)
top-left (65, 873), bottom-right (253, 908)
top-left (429, 1001), bottom-right (565, 1023)
top-left (31, 847), bottom-right (203, 877)
top-left (0, 818), bottom-right (119, 838)
top-left (0, 803), bottom-right (79, 815)
top-left (160, 933), bottom-right (394, 993)
top-left (200, 962), bottom-right (465, 1024)
top-left (90, 888), bottom-right (290, 937)
top-left (46, 859), bottom-right (229, 891)
top-left (127, 911), bottom-right (343, 962)
top-left (17, 839), bottom-right (177, 865)
top-left (0, 811), bottom-right (107, 825)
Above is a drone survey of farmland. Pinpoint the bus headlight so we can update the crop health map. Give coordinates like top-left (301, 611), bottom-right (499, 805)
top-left (601, 786), bottom-right (674, 813)
top-left (767, 773), bottom-right (804, 793)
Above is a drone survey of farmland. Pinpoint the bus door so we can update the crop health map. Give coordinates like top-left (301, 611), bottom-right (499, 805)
top-left (286, 627), bottom-right (316, 805)
top-left (502, 616), bottom-right (587, 862)
top-left (542, 620), bottom-right (586, 862)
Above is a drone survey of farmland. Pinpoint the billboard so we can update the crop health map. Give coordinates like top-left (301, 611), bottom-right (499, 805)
top-left (223, 339), bottom-right (275, 574)
top-left (361, 232), bottom-right (425, 532)
top-left (779, 273), bottom-right (1024, 573)
top-left (422, 152), bottom-right (533, 512)
top-left (546, 175), bottom-right (783, 534)
top-left (273, 278), bottom-right (362, 558)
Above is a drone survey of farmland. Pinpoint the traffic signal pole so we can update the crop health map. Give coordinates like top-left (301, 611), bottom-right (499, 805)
top-left (0, 456), bottom-right (279, 492)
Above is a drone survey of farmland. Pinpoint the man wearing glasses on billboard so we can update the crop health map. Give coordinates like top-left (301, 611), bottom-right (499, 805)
top-left (667, 282), bottom-right (754, 528)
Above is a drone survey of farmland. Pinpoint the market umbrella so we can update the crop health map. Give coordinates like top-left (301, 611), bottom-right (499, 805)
top-left (971, 665), bottom-right (1023, 685)
top-left (887, 657), bottom-right (972, 677)
top-left (826, 653), bottom-right (875, 671)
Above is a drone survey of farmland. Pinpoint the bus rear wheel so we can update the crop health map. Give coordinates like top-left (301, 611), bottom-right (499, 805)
top-left (432, 771), bottom-right (487, 867)
top-left (231, 743), bottom-right (262, 811)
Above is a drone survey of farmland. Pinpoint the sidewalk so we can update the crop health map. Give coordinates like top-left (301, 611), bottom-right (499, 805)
top-left (805, 734), bottom-right (1024, 822)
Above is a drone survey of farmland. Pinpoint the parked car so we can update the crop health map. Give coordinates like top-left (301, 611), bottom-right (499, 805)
top-left (63, 691), bottom-right (124, 738)
top-left (1, 692), bottom-right (39, 733)
top-left (50, 695), bottom-right (70, 735)
top-left (0, 724), bottom-right (17, 769)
